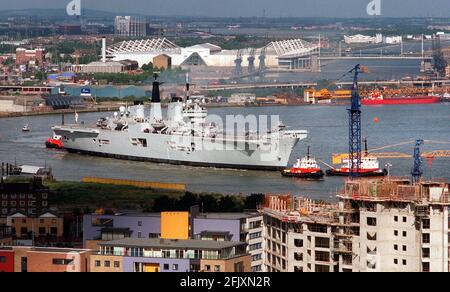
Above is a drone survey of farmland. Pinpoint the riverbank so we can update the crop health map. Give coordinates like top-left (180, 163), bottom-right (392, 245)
top-left (0, 101), bottom-right (349, 119)
top-left (45, 180), bottom-right (262, 213)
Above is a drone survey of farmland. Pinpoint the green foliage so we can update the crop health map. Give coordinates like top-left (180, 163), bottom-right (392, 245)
top-left (45, 180), bottom-right (256, 213)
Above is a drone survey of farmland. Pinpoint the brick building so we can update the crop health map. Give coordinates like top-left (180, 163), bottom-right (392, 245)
top-left (0, 178), bottom-right (50, 217)
top-left (6, 211), bottom-right (63, 240)
top-left (15, 48), bottom-right (45, 67)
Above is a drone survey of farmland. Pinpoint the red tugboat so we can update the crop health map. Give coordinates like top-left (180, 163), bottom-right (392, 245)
top-left (282, 146), bottom-right (325, 179)
top-left (45, 134), bottom-right (64, 149)
top-left (362, 91), bottom-right (440, 106)
top-left (326, 139), bottom-right (387, 177)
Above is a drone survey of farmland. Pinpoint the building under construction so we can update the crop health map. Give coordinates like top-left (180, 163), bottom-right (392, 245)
top-left (258, 178), bottom-right (450, 272)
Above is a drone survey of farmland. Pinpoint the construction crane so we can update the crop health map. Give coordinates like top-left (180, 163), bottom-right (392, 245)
top-left (412, 139), bottom-right (424, 183)
top-left (348, 64), bottom-right (363, 179)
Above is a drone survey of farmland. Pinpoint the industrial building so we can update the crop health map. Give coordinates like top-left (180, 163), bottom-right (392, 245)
top-left (259, 179), bottom-right (450, 272)
top-left (115, 16), bottom-right (147, 37)
top-left (106, 38), bottom-right (320, 71)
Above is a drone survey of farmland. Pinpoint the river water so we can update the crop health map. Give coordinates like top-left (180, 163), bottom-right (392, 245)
top-left (0, 103), bottom-right (449, 201)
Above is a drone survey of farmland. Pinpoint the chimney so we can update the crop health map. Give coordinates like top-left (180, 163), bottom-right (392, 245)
top-left (102, 36), bottom-right (106, 63)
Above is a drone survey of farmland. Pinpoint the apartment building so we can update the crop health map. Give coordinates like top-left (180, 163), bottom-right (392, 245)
top-left (91, 238), bottom-right (250, 272)
top-left (84, 211), bottom-right (264, 271)
top-left (5, 211), bottom-right (63, 240)
top-left (192, 212), bottom-right (263, 272)
top-left (0, 178), bottom-right (50, 217)
top-left (259, 179), bottom-right (450, 272)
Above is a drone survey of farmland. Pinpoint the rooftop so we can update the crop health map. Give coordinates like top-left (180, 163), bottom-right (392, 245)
top-left (100, 238), bottom-right (246, 250)
top-left (195, 212), bottom-right (259, 220)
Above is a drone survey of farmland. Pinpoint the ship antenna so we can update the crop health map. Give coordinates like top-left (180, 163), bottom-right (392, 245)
top-left (185, 72), bottom-right (190, 101)
top-left (307, 145), bottom-right (311, 159)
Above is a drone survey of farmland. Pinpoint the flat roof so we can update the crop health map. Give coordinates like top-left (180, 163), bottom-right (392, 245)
top-left (195, 213), bottom-right (258, 220)
top-left (100, 238), bottom-right (245, 250)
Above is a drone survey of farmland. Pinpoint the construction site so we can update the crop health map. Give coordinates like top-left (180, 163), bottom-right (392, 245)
top-left (258, 177), bottom-right (449, 272)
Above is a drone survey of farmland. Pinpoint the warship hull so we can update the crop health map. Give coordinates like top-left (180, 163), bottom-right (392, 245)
top-left (53, 126), bottom-right (306, 171)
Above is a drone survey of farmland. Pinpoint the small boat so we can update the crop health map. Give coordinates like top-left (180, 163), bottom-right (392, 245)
top-left (282, 146), bottom-right (325, 179)
top-left (22, 124), bottom-right (31, 132)
top-left (45, 134), bottom-right (64, 149)
top-left (326, 139), bottom-right (387, 177)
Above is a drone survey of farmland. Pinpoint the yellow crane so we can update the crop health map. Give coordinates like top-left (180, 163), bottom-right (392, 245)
top-left (332, 140), bottom-right (450, 164)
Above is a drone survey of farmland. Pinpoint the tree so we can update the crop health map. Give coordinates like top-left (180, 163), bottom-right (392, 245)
top-left (141, 62), bottom-right (154, 72)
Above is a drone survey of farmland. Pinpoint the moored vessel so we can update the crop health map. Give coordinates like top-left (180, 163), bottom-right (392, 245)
top-left (362, 91), bottom-right (440, 106)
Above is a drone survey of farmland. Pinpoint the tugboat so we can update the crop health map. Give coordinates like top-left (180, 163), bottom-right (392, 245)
top-left (326, 139), bottom-right (387, 177)
top-left (282, 146), bottom-right (325, 179)
top-left (45, 134), bottom-right (64, 149)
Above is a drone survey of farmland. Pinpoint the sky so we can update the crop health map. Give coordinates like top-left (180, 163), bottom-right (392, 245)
top-left (0, 0), bottom-right (450, 18)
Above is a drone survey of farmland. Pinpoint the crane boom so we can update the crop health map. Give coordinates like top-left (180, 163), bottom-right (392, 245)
top-left (348, 64), bottom-right (362, 179)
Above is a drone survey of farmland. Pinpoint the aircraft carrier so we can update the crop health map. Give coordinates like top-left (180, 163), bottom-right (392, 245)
top-left (51, 76), bottom-right (307, 170)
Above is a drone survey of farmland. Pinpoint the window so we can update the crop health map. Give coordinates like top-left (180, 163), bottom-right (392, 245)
top-left (394, 259), bottom-right (398, 265)
top-left (252, 254), bottom-right (262, 261)
top-left (422, 262), bottom-right (430, 272)
top-left (214, 265), bottom-right (221, 272)
top-left (294, 239), bottom-right (303, 247)
top-left (173, 264), bottom-right (178, 271)
top-left (294, 253), bottom-right (303, 261)
top-left (95, 260), bottom-right (101, 267)
top-left (394, 244), bottom-right (398, 251)
top-left (205, 265), bottom-right (211, 272)
top-left (39, 227), bottom-right (46, 235)
top-left (403, 217), bottom-right (407, 223)
top-left (249, 232), bottom-right (262, 240)
top-left (50, 227), bottom-right (57, 235)
top-left (403, 231), bottom-right (407, 237)
top-left (163, 264), bottom-right (169, 270)
top-left (114, 261), bottom-right (120, 268)
top-left (249, 243), bottom-right (262, 251)
top-left (394, 230), bottom-right (398, 236)
top-left (234, 262), bottom-right (244, 272)
top-left (402, 245), bottom-right (407, 252)
top-left (138, 221), bottom-right (142, 227)
top-left (53, 259), bottom-right (73, 265)
top-left (149, 233), bottom-right (160, 238)
top-left (367, 232), bottom-right (377, 241)
top-left (138, 232), bottom-right (142, 238)
top-left (423, 233), bottom-right (430, 244)
top-left (402, 259), bottom-right (407, 266)
top-left (422, 219), bottom-right (430, 229)
top-left (367, 217), bottom-right (377, 226)
top-left (422, 248), bottom-right (430, 258)
top-left (104, 261), bottom-right (110, 268)
top-left (0, 256), bottom-right (6, 263)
